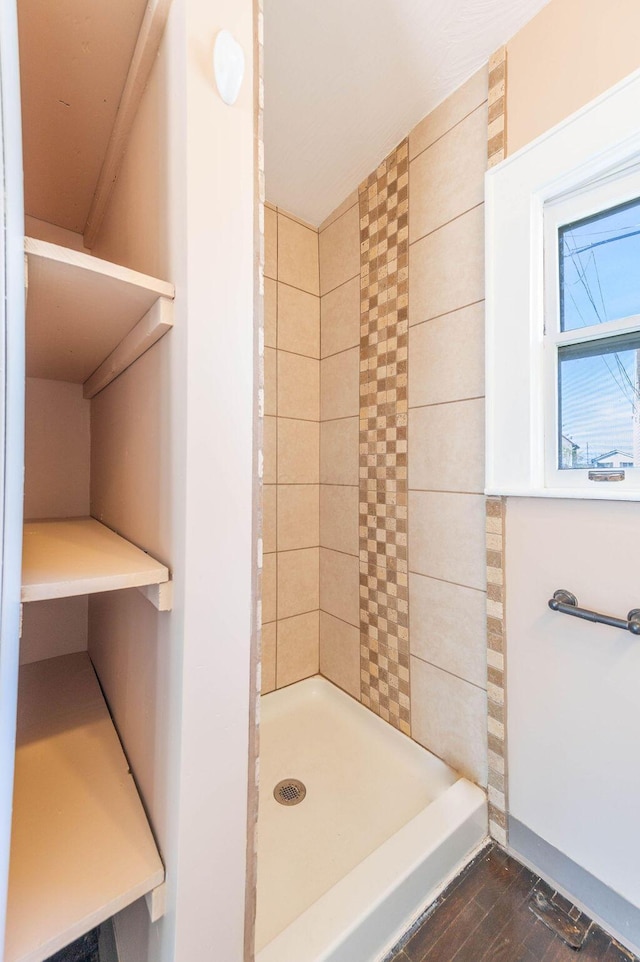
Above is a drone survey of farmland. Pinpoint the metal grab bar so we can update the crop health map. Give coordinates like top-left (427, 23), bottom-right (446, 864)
top-left (548, 589), bottom-right (640, 635)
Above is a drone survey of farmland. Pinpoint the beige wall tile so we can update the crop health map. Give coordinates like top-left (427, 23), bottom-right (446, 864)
top-left (408, 303), bottom-right (485, 408)
top-left (409, 399), bottom-right (485, 493)
top-left (319, 610), bottom-right (360, 699)
top-left (409, 66), bottom-right (488, 161)
top-left (278, 419), bottom-right (319, 483)
top-left (321, 347), bottom-right (359, 420)
top-left (411, 657), bottom-right (488, 786)
top-left (265, 206), bottom-right (277, 280)
top-left (320, 485), bottom-right (359, 556)
top-left (261, 622), bottom-right (276, 694)
top-left (319, 204), bottom-right (360, 296)
top-left (278, 283), bottom-right (320, 358)
top-left (264, 347), bottom-right (277, 417)
top-left (263, 484), bottom-right (276, 553)
top-left (410, 103), bottom-right (488, 243)
top-left (264, 416), bottom-right (276, 484)
top-left (321, 277), bottom-right (360, 358)
top-left (278, 547), bottom-right (319, 619)
top-left (277, 610), bottom-right (319, 687)
top-left (263, 552), bottom-right (276, 623)
top-left (319, 547), bottom-right (359, 627)
top-left (319, 191), bottom-right (358, 233)
top-left (409, 491), bottom-right (486, 590)
top-left (277, 351), bottom-right (319, 421)
top-left (409, 205), bottom-right (484, 326)
top-left (277, 485), bottom-right (319, 551)
top-left (264, 277), bottom-right (277, 349)
top-left (277, 214), bottom-right (319, 295)
top-left (409, 573), bottom-right (487, 689)
top-left (320, 417), bottom-right (359, 485)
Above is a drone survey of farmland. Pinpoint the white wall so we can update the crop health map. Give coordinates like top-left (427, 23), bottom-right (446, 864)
top-left (502, 0), bottom-right (640, 935)
top-left (506, 498), bottom-right (640, 906)
top-left (88, 0), bottom-right (256, 959)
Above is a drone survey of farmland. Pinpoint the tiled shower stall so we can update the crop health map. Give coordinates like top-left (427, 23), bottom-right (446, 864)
top-left (262, 64), bottom-right (492, 794)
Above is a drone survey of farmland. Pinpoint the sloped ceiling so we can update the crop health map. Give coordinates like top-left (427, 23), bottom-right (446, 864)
top-left (264, 0), bottom-right (551, 225)
top-left (18, 0), bottom-right (147, 234)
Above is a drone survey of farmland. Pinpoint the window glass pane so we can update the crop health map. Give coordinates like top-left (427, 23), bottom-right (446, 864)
top-left (558, 333), bottom-right (640, 470)
top-left (559, 197), bottom-right (640, 332)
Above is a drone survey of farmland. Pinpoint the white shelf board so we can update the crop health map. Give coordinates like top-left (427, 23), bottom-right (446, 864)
top-left (4, 652), bottom-right (165, 962)
top-left (21, 518), bottom-right (169, 602)
top-left (25, 237), bottom-right (174, 386)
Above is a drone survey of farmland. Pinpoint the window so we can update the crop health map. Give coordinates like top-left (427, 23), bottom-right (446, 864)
top-left (544, 178), bottom-right (640, 490)
top-left (486, 67), bottom-right (640, 500)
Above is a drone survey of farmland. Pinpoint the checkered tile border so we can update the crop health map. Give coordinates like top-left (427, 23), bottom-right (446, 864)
top-left (358, 140), bottom-right (411, 735)
top-left (486, 47), bottom-right (508, 843)
top-left (488, 46), bottom-right (507, 167)
top-left (486, 497), bottom-right (507, 844)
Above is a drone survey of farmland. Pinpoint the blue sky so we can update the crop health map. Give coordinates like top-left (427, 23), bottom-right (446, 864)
top-left (558, 199), bottom-right (640, 464)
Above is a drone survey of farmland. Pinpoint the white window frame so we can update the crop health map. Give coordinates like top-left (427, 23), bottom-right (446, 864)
top-left (486, 65), bottom-right (640, 500)
top-left (543, 171), bottom-right (640, 491)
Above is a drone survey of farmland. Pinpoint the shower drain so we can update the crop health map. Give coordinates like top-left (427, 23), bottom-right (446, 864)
top-left (273, 778), bottom-right (306, 806)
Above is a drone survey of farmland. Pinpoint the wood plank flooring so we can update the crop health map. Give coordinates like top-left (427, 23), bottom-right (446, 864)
top-left (386, 846), bottom-right (638, 962)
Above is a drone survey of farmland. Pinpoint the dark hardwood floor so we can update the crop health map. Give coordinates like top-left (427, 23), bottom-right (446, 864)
top-left (386, 845), bottom-right (638, 962)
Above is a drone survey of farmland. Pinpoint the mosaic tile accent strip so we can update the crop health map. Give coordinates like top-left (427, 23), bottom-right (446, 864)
top-left (486, 47), bottom-right (508, 844)
top-left (486, 496), bottom-right (507, 845)
top-left (488, 45), bottom-right (507, 167)
top-left (358, 140), bottom-right (410, 736)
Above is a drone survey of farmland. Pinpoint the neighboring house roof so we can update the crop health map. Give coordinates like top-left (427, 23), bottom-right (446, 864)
top-left (561, 435), bottom-right (579, 450)
top-left (592, 449), bottom-right (634, 463)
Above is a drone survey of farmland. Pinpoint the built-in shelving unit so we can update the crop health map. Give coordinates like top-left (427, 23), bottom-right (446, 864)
top-left (21, 518), bottom-right (169, 602)
top-left (7, 235), bottom-right (175, 957)
top-left (4, 652), bottom-right (165, 962)
top-left (25, 237), bottom-right (174, 397)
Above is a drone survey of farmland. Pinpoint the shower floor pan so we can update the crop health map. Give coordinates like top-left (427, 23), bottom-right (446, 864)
top-left (255, 676), bottom-right (487, 962)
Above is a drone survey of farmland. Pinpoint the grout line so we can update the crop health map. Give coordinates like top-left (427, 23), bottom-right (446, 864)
top-left (318, 544), bottom-right (359, 560)
top-left (408, 298), bottom-right (485, 329)
top-left (276, 415), bottom-right (321, 424)
top-left (274, 276), bottom-right (320, 299)
top-left (265, 607), bottom-right (321, 628)
top-left (319, 198), bottom-right (359, 234)
top-left (321, 342), bottom-right (360, 362)
top-left (275, 206), bottom-right (318, 234)
top-left (409, 651), bottom-right (488, 693)
top-left (408, 488), bottom-right (485, 496)
top-left (318, 608), bottom-right (360, 633)
top-left (408, 569), bottom-right (486, 594)
top-left (320, 273), bottom-right (358, 301)
top-left (318, 482), bottom-right (358, 488)
top-left (409, 98), bottom-right (489, 166)
top-left (408, 200), bottom-right (484, 249)
top-left (272, 481), bottom-right (324, 486)
top-left (275, 544), bottom-right (320, 555)
top-left (320, 413), bottom-right (359, 425)
top-left (276, 277), bottom-right (320, 301)
top-left (277, 346), bottom-right (321, 362)
top-left (408, 395), bottom-right (485, 411)
top-left (320, 271), bottom-right (360, 300)
top-left (408, 570), bottom-right (486, 594)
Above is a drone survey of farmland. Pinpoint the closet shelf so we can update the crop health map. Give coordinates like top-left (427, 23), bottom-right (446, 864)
top-left (4, 652), bottom-right (165, 962)
top-left (21, 518), bottom-right (169, 602)
top-left (25, 237), bottom-right (174, 397)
